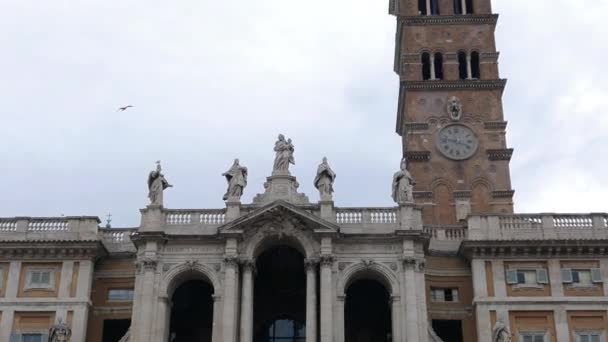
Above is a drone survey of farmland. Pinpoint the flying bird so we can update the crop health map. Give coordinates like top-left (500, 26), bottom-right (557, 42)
top-left (118, 105), bottom-right (133, 111)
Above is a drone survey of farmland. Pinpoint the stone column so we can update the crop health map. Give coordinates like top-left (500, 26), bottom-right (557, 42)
top-left (475, 307), bottom-right (492, 342)
top-left (402, 258), bottom-right (419, 342)
top-left (430, 54), bottom-right (436, 80)
top-left (471, 259), bottom-right (487, 297)
top-left (305, 259), bottom-right (318, 342)
top-left (466, 53), bottom-right (473, 79)
top-left (222, 257), bottom-right (239, 342)
top-left (211, 295), bottom-right (222, 342)
top-left (239, 260), bottom-right (255, 342)
top-left (154, 296), bottom-right (171, 342)
top-left (425, 0), bottom-right (431, 15)
top-left (136, 258), bottom-right (159, 341)
top-left (319, 255), bottom-right (335, 342)
top-left (390, 296), bottom-right (402, 342)
top-left (335, 295), bottom-right (345, 342)
top-left (461, 0), bottom-right (467, 14)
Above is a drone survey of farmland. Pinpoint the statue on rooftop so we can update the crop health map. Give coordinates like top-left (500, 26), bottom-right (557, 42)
top-left (48, 318), bottom-right (71, 342)
top-left (492, 321), bottom-right (512, 342)
top-left (273, 134), bottom-right (295, 173)
top-left (147, 161), bottom-right (172, 206)
top-left (222, 159), bottom-right (248, 201)
top-left (314, 157), bottom-right (336, 200)
top-left (392, 158), bottom-right (415, 204)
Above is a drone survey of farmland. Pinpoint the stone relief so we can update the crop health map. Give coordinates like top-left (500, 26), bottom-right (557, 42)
top-left (147, 161), bottom-right (172, 206)
top-left (314, 157), bottom-right (336, 200)
top-left (273, 134), bottom-right (295, 174)
top-left (492, 321), bottom-right (511, 342)
top-left (392, 158), bottom-right (415, 204)
top-left (447, 96), bottom-right (463, 121)
top-left (48, 318), bottom-right (72, 342)
top-left (222, 159), bottom-right (248, 201)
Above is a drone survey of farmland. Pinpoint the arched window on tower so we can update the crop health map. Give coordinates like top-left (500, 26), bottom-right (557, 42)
top-left (431, 0), bottom-right (440, 14)
top-left (458, 51), bottom-right (468, 80)
top-left (419, 0), bottom-right (440, 15)
top-left (418, 0), bottom-right (427, 15)
top-left (434, 52), bottom-right (444, 80)
top-left (471, 51), bottom-right (481, 79)
top-left (422, 52), bottom-right (431, 80)
top-left (454, 0), bottom-right (474, 14)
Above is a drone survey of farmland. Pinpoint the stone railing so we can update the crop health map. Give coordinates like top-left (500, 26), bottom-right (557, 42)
top-left (335, 208), bottom-right (398, 225)
top-left (165, 209), bottom-right (226, 226)
top-left (424, 225), bottom-right (468, 241)
top-left (0, 216), bottom-right (100, 240)
top-left (99, 228), bottom-right (137, 253)
top-left (469, 213), bottom-right (608, 240)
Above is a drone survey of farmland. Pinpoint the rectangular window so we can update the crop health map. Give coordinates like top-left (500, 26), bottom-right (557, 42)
top-left (577, 331), bottom-right (602, 342)
top-left (507, 269), bottom-right (548, 286)
top-left (107, 289), bottom-right (135, 302)
top-left (26, 269), bottom-right (54, 289)
top-left (573, 270), bottom-right (593, 286)
top-left (431, 288), bottom-right (459, 302)
top-left (520, 332), bottom-right (546, 342)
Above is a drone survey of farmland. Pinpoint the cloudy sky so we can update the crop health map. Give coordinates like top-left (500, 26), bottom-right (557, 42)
top-left (1, 0), bottom-right (606, 227)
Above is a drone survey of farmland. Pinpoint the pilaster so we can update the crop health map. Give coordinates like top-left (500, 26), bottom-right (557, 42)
top-left (305, 259), bottom-right (319, 342)
top-left (319, 254), bottom-right (335, 342)
top-left (222, 256), bottom-right (239, 342)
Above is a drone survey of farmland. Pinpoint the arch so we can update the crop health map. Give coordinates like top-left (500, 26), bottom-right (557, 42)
top-left (338, 262), bottom-right (399, 297)
top-left (471, 51), bottom-right (481, 79)
top-left (242, 226), bottom-right (319, 260)
top-left (433, 52), bottom-right (444, 80)
top-left (421, 52), bottom-right (432, 80)
top-left (458, 51), bottom-right (468, 80)
top-left (160, 262), bottom-right (221, 299)
top-left (431, 180), bottom-right (456, 224)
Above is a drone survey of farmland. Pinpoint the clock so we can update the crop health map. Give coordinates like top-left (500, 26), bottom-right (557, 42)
top-left (436, 124), bottom-right (479, 160)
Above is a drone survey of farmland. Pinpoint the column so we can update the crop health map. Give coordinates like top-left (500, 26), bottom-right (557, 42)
top-left (471, 259), bottom-right (487, 297)
top-left (402, 259), bottom-right (419, 342)
top-left (466, 53), bottom-right (473, 79)
top-left (211, 295), bottom-right (222, 342)
top-left (239, 261), bottom-right (254, 342)
top-left (154, 296), bottom-right (171, 342)
top-left (136, 259), bottom-right (158, 341)
top-left (71, 305), bottom-right (90, 342)
top-left (548, 259), bottom-right (564, 297)
top-left (305, 259), bottom-right (318, 342)
top-left (430, 54), bottom-right (436, 80)
top-left (475, 307), bottom-right (492, 342)
top-left (461, 0), bottom-right (467, 14)
top-left (415, 262), bottom-right (428, 341)
top-left (425, 0), bottom-right (431, 15)
top-left (391, 296), bottom-right (402, 342)
top-left (335, 295), bottom-right (345, 342)
top-left (0, 309), bottom-right (14, 342)
top-left (554, 307), bottom-right (570, 342)
top-left (320, 255), bottom-right (334, 342)
top-left (222, 257), bottom-right (239, 342)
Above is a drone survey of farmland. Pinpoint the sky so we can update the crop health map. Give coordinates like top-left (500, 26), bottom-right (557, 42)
top-left (1, 0), bottom-right (606, 227)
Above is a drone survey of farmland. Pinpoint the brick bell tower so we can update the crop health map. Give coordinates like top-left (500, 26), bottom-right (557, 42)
top-left (389, 0), bottom-right (514, 225)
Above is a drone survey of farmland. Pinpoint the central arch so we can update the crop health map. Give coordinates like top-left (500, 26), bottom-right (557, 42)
top-left (345, 279), bottom-right (392, 342)
top-left (253, 246), bottom-right (307, 342)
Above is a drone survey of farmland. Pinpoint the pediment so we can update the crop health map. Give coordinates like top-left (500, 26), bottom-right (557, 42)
top-left (218, 200), bottom-right (339, 236)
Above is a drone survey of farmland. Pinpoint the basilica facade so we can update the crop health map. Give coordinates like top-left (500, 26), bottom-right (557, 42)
top-left (1, 0), bottom-right (608, 342)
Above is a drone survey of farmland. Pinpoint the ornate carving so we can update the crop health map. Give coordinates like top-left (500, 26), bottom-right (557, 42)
top-left (136, 257), bottom-right (158, 273)
top-left (241, 259), bottom-right (256, 273)
top-left (492, 190), bottom-right (515, 199)
top-left (147, 161), bottom-right (172, 206)
top-left (223, 256), bottom-right (239, 269)
top-left (319, 254), bottom-right (335, 267)
top-left (361, 259), bottom-right (375, 268)
top-left (484, 121), bottom-right (508, 130)
top-left (487, 149), bottom-right (514, 161)
top-left (392, 158), bottom-right (415, 204)
top-left (404, 151), bottom-right (431, 162)
top-left (304, 259), bottom-right (319, 271)
top-left (447, 96), bottom-right (463, 121)
top-left (402, 257), bottom-right (425, 271)
top-left (49, 318), bottom-right (72, 342)
top-left (222, 159), bottom-right (248, 201)
top-left (338, 262), bottom-right (350, 271)
top-left (184, 260), bottom-right (199, 269)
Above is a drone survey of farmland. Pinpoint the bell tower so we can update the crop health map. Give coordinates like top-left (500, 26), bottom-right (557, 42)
top-left (390, 0), bottom-right (514, 225)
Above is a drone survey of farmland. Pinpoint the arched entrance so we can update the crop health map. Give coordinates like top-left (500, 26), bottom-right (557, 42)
top-left (169, 279), bottom-right (214, 342)
top-left (345, 279), bottom-right (392, 342)
top-left (253, 246), bottom-right (307, 342)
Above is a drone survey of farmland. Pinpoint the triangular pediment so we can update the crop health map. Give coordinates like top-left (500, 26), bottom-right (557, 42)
top-left (218, 200), bottom-right (339, 235)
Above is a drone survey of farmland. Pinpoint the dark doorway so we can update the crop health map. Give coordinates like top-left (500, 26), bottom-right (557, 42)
top-left (254, 246), bottom-right (306, 342)
top-left (102, 319), bottom-right (130, 342)
top-left (345, 279), bottom-right (391, 342)
top-left (432, 319), bottom-right (463, 342)
top-left (169, 279), bottom-right (214, 342)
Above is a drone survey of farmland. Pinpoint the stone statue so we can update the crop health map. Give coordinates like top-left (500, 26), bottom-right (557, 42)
top-left (492, 321), bottom-right (511, 342)
top-left (222, 159), bottom-right (248, 201)
top-left (447, 96), bottom-right (463, 121)
top-left (392, 158), bottom-right (415, 204)
top-left (314, 157), bottom-right (336, 199)
top-left (273, 134), bottom-right (295, 173)
top-left (147, 161), bottom-right (172, 206)
top-left (48, 318), bottom-right (71, 342)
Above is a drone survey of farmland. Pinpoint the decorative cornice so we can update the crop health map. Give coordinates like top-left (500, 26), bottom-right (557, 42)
top-left (481, 52), bottom-right (500, 62)
top-left (405, 151), bottom-right (431, 162)
top-left (454, 191), bottom-right (472, 199)
top-left (0, 241), bottom-right (103, 260)
top-left (460, 240), bottom-right (608, 260)
top-left (398, 14), bottom-right (498, 26)
top-left (492, 190), bottom-right (515, 199)
top-left (484, 121), bottom-right (508, 130)
top-left (404, 122), bottom-right (430, 132)
top-left (401, 79), bottom-right (507, 92)
top-left (414, 191), bottom-right (433, 199)
top-left (487, 148), bottom-right (514, 161)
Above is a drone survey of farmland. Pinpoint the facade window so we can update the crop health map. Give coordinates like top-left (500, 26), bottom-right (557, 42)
top-left (576, 331), bottom-right (602, 342)
top-left (431, 288), bottom-right (459, 302)
top-left (458, 51), bottom-right (481, 80)
top-left (506, 269), bottom-right (548, 285)
top-left (107, 289), bottom-right (135, 302)
top-left (433, 53), bottom-right (444, 80)
top-left (562, 268), bottom-right (603, 285)
top-left (453, 0), bottom-right (474, 14)
top-left (458, 51), bottom-right (468, 79)
top-left (471, 51), bottom-right (480, 78)
top-left (25, 269), bottom-right (54, 290)
top-left (422, 52), bottom-right (432, 80)
top-left (421, 51), bottom-right (444, 81)
top-left (418, 0), bottom-right (440, 15)
top-left (265, 318), bottom-right (305, 342)
top-left (519, 332), bottom-right (546, 342)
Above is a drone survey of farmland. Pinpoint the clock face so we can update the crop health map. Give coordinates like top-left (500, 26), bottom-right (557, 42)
top-left (436, 124), bottom-right (479, 160)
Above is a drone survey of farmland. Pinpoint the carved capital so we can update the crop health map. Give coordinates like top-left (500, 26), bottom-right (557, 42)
top-left (223, 256), bottom-right (239, 269)
top-left (240, 259), bottom-right (256, 273)
top-left (319, 254), bottom-right (336, 267)
top-left (401, 257), bottom-right (425, 271)
top-left (212, 294), bottom-right (222, 302)
top-left (136, 257), bottom-right (158, 273)
top-left (304, 258), bottom-right (319, 271)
